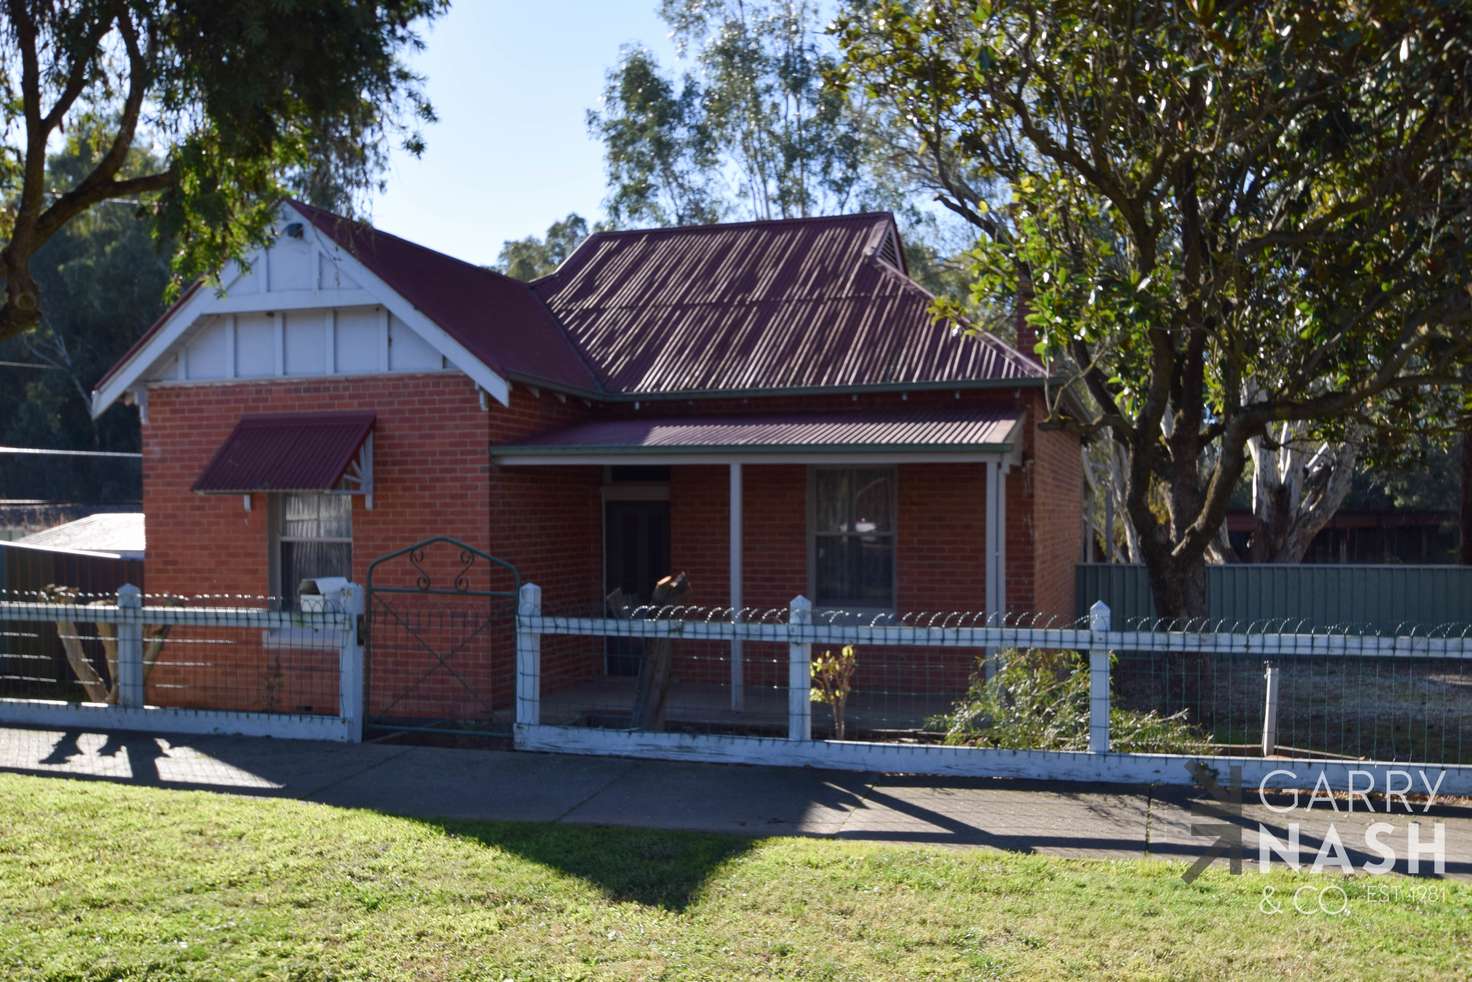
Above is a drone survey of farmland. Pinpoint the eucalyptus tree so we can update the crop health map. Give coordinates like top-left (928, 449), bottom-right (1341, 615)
top-left (0, 0), bottom-right (445, 343)
top-left (836, 0), bottom-right (1472, 617)
top-left (495, 213), bottom-right (591, 282)
top-left (590, 0), bottom-right (892, 225)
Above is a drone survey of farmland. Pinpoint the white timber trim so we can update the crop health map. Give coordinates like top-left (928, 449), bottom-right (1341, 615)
top-left (517, 611), bottom-right (1472, 659)
top-left (323, 309), bottom-right (336, 374)
top-left (90, 201), bottom-right (511, 417)
top-left (204, 288), bottom-right (378, 314)
top-left (299, 204), bottom-right (510, 405)
top-left (0, 700), bottom-right (355, 742)
top-left (512, 724), bottom-right (1472, 795)
top-left (224, 315), bottom-right (237, 377)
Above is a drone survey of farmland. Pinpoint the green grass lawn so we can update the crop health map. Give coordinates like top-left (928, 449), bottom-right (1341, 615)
top-left (0, 773), bottom-right (1467, 980)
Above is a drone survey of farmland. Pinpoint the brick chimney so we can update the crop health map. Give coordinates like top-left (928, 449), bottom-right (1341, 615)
top-left (1014, 266), bottom-right (1038, 359)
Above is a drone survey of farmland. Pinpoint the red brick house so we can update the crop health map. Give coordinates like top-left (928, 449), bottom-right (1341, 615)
top-left (91, 201), bottom-right (1081, 726)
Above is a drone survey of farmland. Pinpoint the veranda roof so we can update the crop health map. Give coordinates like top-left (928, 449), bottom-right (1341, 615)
top-left (491, 409), bottom-right (1022, 465)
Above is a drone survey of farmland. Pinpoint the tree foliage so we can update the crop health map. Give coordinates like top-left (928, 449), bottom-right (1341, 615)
top-left (0, 125), bottom-right (167, 500)
top-left (589, 0), bottom-right (907, 226)
top-left (837, 0), bottom-right (1472, 614)
top-left (0, 0), bottom-right (445, 344)
top-left (494, 213), bottom-right (591, 282)
top-left (930, 649), bottom-right (1209, 754)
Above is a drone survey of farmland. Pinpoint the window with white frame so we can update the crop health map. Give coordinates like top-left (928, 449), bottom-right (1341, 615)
top-left (811, 467), bottom-right (896, 610)
top-left (274, 493), bottom-right (352, 606)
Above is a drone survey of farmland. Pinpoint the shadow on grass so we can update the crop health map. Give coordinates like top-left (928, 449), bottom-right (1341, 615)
top-left (422, 817), bottom-right (758, 911)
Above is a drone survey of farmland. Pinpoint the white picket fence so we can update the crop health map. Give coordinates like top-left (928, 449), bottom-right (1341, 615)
top-left (513, 583), bottom-right (1472, 794)
top-left (0, 585), bottom-right (364, 742)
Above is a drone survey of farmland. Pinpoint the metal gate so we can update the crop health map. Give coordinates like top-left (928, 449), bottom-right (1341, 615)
top-left (364, 537), bottom-right (519, 738)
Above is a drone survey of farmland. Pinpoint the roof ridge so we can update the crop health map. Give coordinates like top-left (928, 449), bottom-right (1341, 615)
top-left (287, 199), bottom-right (517, 287)
top-left (865, 256), bottom-right (1046, 377)
top-left (586, 210), bottom-right (896, 242)
top-left (518, 278), bottom-right (611, 394)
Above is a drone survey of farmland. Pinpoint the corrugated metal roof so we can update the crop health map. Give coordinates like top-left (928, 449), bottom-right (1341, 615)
top-left (15, 512), bottom-right (145, 558)
top-left (95, 206), bottom-right (1046, 403)
top-left (533, 214), bottom-right (1042, 395)
top-left (193, 412), bottom-right (375, 493)
top-left (290, 202), bottom-right (602, 392)
top-left (492, 409), bottom-right (1022, 457)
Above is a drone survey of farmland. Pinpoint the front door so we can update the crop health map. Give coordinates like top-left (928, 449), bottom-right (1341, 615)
top-left (603, 500), bottom-right (671, 675)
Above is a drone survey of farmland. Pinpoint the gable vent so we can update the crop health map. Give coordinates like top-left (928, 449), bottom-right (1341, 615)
top-left (875, 229), bottom-right (903, 271)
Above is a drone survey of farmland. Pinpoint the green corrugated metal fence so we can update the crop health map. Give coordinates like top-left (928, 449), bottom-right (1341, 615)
top-left (1076, 563), bottom-right (1472, 631)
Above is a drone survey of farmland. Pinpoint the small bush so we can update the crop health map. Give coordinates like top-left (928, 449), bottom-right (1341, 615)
top-left (929, 648), bottom-right (1211, 754)
top-left (811, 645), bottom-right (858, 739)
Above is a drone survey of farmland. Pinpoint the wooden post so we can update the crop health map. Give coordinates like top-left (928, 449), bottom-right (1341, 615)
top-left (115, 584), bottom-right (144, 708)
top-left (1261, 660), bottom-right (1280, 757)
top-left (787, 595), bottom-right (812, 741)
top-left (1088, 600), bottom-right (1111, 753)
top-left (516, 582), bottom-right (542, 727)
top-left (631, 572), bottom-right (689, 730)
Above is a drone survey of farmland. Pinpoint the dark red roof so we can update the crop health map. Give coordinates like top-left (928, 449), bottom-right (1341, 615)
top-left (492, 409), bottom-right (1022, 457)
top-left (96, 205), bottom-right (1046, 404)
top-left (532, 214), bottom-right (1042, 396)
top-left (290, 202), bottom-right (601, 392)
top-left (193, 412), bottom-right (375, 493)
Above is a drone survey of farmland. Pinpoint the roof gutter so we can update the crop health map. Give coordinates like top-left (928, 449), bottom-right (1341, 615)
top-left (491, 440), bottom-right (1018, 468)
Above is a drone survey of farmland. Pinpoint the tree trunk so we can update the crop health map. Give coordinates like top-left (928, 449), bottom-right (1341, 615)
top-left (626, 572), bottom-right (689, 731)
top-left (1248, 429), bottom-right (1358, 563)
top-left (1141, 549), bottom-right (1215, 724)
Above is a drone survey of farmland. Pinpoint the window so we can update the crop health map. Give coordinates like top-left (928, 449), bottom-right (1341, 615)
top-left (811, 467), bottom-right (896, 610)
top-left (275, 493), bottom-right (352, 607)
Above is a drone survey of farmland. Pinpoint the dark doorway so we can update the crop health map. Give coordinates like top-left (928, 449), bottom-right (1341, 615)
top-left (604, 500), bottom-right (671, 675)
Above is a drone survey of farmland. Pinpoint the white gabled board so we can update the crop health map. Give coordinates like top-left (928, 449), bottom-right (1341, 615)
top-left (92, 202), bottom-right (508, 417)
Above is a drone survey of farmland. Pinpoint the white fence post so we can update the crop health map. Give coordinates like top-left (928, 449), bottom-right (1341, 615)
top-left (1261, 660), bottom-right (1280, 757)
top-left (517, 582), bottom-right (542, 726)
top-left (334, 584), bottom-right (366, 742)
top-left (1088, 600), bottom-right (1111, 753)
top-left (115, 584), bottom-right (144, 708)
top-left (787, 595), bottom-right (812, 741)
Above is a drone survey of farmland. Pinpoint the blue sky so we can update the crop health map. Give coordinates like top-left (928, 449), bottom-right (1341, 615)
top-left (368, 3), bottom-right (681, 266)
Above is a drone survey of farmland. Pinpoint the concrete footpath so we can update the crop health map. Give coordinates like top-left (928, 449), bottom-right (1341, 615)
top-left (2, 725), bottom-right (1469, 877)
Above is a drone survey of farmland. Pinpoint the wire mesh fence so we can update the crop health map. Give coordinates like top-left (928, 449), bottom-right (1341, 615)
top-left (1109, 615), bottom-right (1472, 764)
top-left (521, 598), bottom-right (1472, 766)
top-left (0, 588), bottom-right (351, 717)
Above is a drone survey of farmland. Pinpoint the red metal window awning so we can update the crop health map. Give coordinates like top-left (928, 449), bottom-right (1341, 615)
top-left (193, 412), bottom-right (375, 504)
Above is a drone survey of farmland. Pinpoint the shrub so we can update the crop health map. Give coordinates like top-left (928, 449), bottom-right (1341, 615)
top-left (929, 648), bottom-right (1211, 754)
top-left (811, 644), bottom-right (858, 739)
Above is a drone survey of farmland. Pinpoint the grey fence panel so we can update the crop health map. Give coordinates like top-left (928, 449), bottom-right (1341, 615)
top-left (0, 541), bottom-right (144, 598)
top-left (1076, 563), bottom-right (1472, 630)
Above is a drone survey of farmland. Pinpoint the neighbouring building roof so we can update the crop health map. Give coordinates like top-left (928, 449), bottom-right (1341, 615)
top-left (532, 214), bottom-right (1043, 396)
top-left (14, 512), bottom-right (145, 559)
top-left (193, 412), bottom-right (375, 494)
top-left (492, 409), bottom-right (1023, 462)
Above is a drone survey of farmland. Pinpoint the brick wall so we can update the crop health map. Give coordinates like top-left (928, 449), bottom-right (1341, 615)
top-left (139, 375), bottom-right (1080, 723)
top-left (143, 375), bottom-right (601, 719)
top-left (1025, 391), bottom-right (1084, 621)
